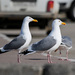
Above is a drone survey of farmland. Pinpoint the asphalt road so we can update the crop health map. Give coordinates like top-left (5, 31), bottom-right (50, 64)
top-left (0, 21), bottom-right (75, 66)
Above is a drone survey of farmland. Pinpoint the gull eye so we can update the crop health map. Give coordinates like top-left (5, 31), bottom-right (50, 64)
top-left (29, 18), bottom-right (31, 19)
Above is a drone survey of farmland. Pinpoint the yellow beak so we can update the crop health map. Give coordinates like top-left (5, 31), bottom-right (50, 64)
top-left (61, 22), bottom-right (66, 25)
top-left (32, 19), bottom-right (38, 22)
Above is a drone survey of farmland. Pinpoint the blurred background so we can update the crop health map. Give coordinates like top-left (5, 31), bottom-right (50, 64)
top-left (0, 0), bottom-right (75, 29)
top-left (0, 0), bottom-right (75, 65)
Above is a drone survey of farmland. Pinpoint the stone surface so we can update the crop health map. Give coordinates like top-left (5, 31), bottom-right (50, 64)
top-left (0, 64), bottom-right (42, 75)
top-left (43, 64), bottom-right (75, 75)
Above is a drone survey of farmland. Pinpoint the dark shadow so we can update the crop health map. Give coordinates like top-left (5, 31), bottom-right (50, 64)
top-left (25, 58), bottom-right (47, 60)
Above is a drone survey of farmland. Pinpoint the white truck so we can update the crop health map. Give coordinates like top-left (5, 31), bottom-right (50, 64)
top-left (0, 0), bottom-right (75, 29)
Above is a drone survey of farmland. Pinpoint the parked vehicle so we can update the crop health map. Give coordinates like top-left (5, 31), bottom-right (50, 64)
top-left (0, 0), bottom-right (75, 29)
top-left (57, 0), bottom-right (75, 21)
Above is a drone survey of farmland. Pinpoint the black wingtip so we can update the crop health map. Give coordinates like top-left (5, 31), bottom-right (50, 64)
top-left (19, 51), bottom-right (26, 55)
top-left (0, 50), bottom-right (8, 54)
top-left (19, 50), bottom-right (33, 55)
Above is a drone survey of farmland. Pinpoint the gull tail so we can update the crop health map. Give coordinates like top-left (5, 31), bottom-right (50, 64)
top-left (19, 49), bottom-right (35, 55)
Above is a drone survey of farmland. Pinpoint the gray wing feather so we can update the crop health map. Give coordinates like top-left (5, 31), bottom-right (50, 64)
top-left (31, 36), bottom-right (56, 51)
top-left (4, 35), bottom-right (26, 50)
top-left (62, 36), bottom-right (72, 47)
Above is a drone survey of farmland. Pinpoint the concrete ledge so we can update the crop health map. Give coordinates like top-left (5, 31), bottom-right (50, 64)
top-left (0, 64), bottom-right (75, 75)
top-left (43, 64), bottom-right (75, 75)
top-left (0, 64), bottom-right (42, 75)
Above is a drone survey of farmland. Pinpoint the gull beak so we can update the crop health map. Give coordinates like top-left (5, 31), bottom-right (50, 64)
top-left (61, 22), bottom-right (66, 25)
top-left (32, 19), bottom-right (38, 22)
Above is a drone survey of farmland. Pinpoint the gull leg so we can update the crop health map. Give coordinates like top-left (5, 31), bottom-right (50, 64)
top-left (54, 49), bottom-right (63, 60)
top-left (66, 50), bottom-right (69, 60)
top-left (64, 50), bottom-right (69, 61)
top-left (17, 50), bottom-right (22, 63)
top-left (47, 52), bottom-right (52, 63)
top-left (17, 54), bottom-right (21, 63)
top-left (58, 50), bottom-right (63, 60)
top-left (47, 53), bottom-right (50, 63)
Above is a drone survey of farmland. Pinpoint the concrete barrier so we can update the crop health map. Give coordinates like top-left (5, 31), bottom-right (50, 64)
top-left (0, 64), bottom-right (75, 75)
top-left (43, 64), bottom-right (75, 75)
top-left (0, 64), bottom-right (42, 75)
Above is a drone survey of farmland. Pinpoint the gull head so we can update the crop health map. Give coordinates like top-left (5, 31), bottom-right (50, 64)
top-left (24, 16), bottom-right (38, 22)
top-left (52, 19), bottom-right (66, 26)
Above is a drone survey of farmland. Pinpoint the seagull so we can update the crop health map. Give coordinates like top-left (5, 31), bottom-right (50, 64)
top-left (54, 36), bottom-right (72, 61)
top-left (20, 19), bottom-right (66, 63)
top-left (0, 16), bottom-right (38, 63)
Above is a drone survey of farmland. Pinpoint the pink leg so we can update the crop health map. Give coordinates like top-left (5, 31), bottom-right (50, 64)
top-left (17, 54), bottom-right (21, 63)
top-left (66, 50), bottom-right (69, 60)
top-left (47, 52), bottom-right (52, 63)
top-left (59, 50), bottom-right (61, 57)
top-left (58, 50), bottom-right (63, 60)
top-left (64, 50), bottom-right (69, 61)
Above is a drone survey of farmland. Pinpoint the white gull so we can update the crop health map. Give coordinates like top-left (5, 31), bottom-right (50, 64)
top-left (55, 36), bottom-right (72, 61)
top-left (0, 16), bottom-right (38, 63)
top-left (20, 19), bottom-right (66, 63)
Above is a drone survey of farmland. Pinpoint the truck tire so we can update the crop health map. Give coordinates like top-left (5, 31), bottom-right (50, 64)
top-left (39, 19), bottom-right (47, 29)
top-left (66, 2), bottom-right (75, 21)
top-left (46, 19), bottom-right (53, 35)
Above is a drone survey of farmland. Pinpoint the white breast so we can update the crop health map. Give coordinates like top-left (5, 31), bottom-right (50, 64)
top-left (48, 28), bottom-right (62, 52)
top-left (19, 33), bottom-right (32, 50)
top-left (49, 37), bottom-right (61, 52)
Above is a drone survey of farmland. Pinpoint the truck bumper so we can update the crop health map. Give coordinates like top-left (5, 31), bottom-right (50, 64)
top-left (0, 12), bottom-right (55, 18)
